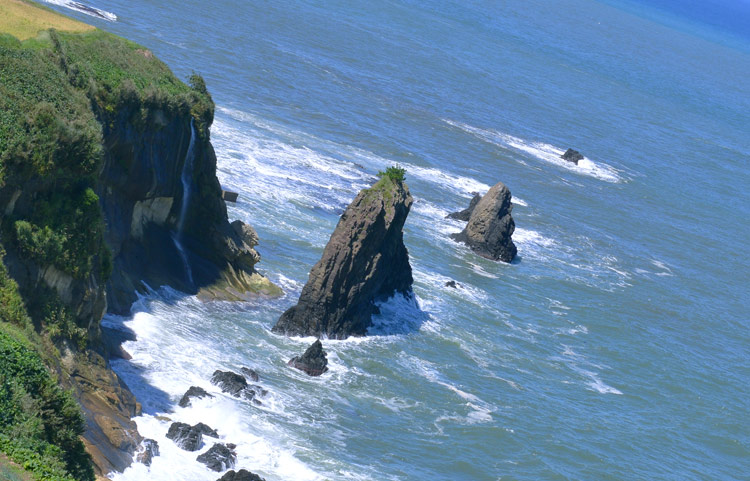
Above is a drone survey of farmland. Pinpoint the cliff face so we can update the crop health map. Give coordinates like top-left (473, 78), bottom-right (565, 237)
top-left (98, 99), bottom-right (279, 314)
top-left (0, 28), bottom-right (278, 477)
top-left (273, 175), bottom-right (413, 339)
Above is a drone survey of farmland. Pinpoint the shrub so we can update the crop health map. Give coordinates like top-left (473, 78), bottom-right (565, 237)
top-left (377, 165), bottom-right (406, 182)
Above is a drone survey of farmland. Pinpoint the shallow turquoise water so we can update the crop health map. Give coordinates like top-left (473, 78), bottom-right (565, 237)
top-left (46, 1), bottom-right (749, 479)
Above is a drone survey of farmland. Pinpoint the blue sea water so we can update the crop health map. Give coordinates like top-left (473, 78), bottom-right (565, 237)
top-left (44, 0), bottom-right (749, 479)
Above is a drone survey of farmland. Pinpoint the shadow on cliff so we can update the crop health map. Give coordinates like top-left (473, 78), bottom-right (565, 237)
top-left (366, 292), bottom-right (430, 336)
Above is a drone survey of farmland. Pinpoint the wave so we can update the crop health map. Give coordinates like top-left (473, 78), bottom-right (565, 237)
top-left (444, 119), bottom-right (622, 183)
top-left (42, 0), bottom-right (117, 21)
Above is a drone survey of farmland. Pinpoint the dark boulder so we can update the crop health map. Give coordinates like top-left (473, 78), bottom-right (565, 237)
top-left (240, 367), bottom-right (260, 382)
top-left (193, 422), bottom-right (219, 438)
top-left (561, 148), bottom-right (584, 165)
top-left (178, 386), bottom-right (214, 408)
top-left (135, 439), bottom-right (159, 467)
top-left (273, 175), bottom-right (413, 338)
top-left (451, 182), bottom-right (517, 263)
top-left (197, 443), bottom-right (237, 472)
top-left (289, 340), bottom-right (329, 376)
top-left (166, 422), bottom-right (202, 451)
top-left (217, 470), bottom-right (266, 481)
top-left (445, 280), bottom-right (459, 288)
top-left (211, 370), bottom-right (248, 397)
top-left (447, 193), bottom-right (482, 221)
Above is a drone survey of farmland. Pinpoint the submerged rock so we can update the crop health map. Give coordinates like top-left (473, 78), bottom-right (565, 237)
top-left (197, 443), bottom-right (237, 472)
top-left (217, 470), bottom-right (266, 481)
top-left (240, 367), bottom-right (260, 382)
top-left (451, 182), bottom-right (517, 263)
top-left (178, 386), bottom-right (214, 408)
top-left (273, 175), bottom-right (413, 338)
top-left (135, 439), bottom-right (159, 467)
top-left (166, 422), bottom-right (203, 451)
top-left (288, 340), bottom-right (329, 376)
top-left (561, 148), bottom-right (584, 165)
top-left (447, 193), bottom-right (482, 221)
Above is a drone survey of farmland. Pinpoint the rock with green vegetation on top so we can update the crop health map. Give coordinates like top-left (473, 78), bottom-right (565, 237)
top-left (273, 171), bottom-right (413, 338)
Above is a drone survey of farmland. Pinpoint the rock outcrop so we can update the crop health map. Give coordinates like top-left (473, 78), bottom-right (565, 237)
top-left (451, 182), bottom-right (517, 263)
top-left (447, 193), bottom-right (482, 221)
top-left (135, 439), bottom-right (159, 467)
top-left (561, 148), bottom-right (584, 165)
top-left (218, 470), bottom-right (266, 481)
top-left (178, 386), bottom-right (214, 408)
top-left (288, 340), bottom-right (329, 376)
top-left (273, 175), bottom-right (413, 338)
top-left (197, 443), bottom-right (237, 472)
top-left (166, 422), bottom-right (204, 451)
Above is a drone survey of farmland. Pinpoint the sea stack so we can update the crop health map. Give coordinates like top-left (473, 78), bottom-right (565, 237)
top-left (447, 192), bottom-right (482, 221)
top-left (451, 182), bottom-right (517, 263)
top-left (273, 170), bottom-right (413, 338)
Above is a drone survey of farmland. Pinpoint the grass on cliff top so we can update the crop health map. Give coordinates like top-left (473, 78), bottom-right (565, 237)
top-left (0, 0), bottom-right (93, 40)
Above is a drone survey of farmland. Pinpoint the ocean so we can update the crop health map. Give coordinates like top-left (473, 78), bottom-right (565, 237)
top-left (42, 0), bottom-right (749, 479)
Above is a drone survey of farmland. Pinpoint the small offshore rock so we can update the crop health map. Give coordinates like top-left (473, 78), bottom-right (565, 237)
top-left (561, 148), bottom-right (584, 165)
top-left (217, 469), bottom-right (267, 481)
top-left (447, 193), bottom-right (482, 221)
top-left (178, 386), bottom-right (214, 408)
top-left (288, 340), bottom-right (329, 376)
top-left (451, 182), bottom-right (517, 263)
top-left (211, 370), bottom-right (248, 397)
top-left (135, 439), bottom-right (159, 466)
top-left (197, 443), bottom-right (237, 472)
top-left (445, 280), bottom-right (459, 289)
top-left (166, 422), bottom-right (202, 451)
top-left (240, 367), bottom-right (260, 382)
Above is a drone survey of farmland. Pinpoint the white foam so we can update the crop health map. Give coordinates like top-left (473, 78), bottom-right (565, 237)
top-left (444, 119), bottom-right (622, 183)
top-left (42, 0), bottom-right (117, 21)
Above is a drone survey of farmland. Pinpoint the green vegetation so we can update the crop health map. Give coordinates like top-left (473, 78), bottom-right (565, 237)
top-left (0, 249), bottom-right (92, 481)
top-left (0, 8), bottom-right (216, 480)
top-left (377, 165), bottom-right (406, 183)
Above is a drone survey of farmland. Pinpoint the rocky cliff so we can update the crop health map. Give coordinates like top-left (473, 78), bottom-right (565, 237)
top-left (0, 26), bottom-right (278, 477)
top-left (273, 173), bottom-right (413, 339)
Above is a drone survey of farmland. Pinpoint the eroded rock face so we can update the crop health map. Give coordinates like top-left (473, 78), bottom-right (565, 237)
top-left (288, 340), bottom-right (329, 376)
top-left (273, 176), bottom-right (413, 338)
top-left (178, 386), bottom-right (214, 408)
top-left (451, 182), bottom-right (517, 263)
top-left (197, 443), bottom-right (237, 472)
top-left (447, 193), bottom-right (482, 221)
top-left (218, 469), bottom-right (266, 481)
top-left (561, 148), bottom-right (584, 165)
